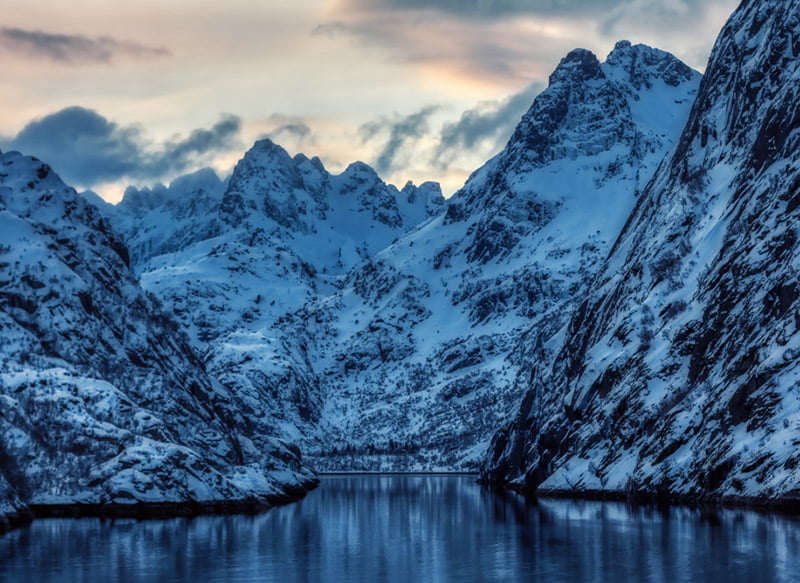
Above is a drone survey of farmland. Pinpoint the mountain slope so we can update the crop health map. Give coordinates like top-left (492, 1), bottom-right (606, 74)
top-left (0, 150), bottom-right (316, 527)
top-left (483, 0), bottom-right (800, 503)
top-left (295, 41), bottom-right (700, 470)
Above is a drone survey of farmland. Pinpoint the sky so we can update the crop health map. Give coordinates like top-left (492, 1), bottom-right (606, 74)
top-left (0, 0), bottom-right (740, 202)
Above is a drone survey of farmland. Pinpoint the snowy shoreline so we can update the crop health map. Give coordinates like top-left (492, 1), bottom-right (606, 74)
top-left (491, 485), bottom-right (800, 515)
top-left (0, 477), bottom-right (318, 535)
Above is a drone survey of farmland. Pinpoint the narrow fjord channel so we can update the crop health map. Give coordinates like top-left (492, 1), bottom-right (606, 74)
top-left (2, 475), bottom-right (799, 582)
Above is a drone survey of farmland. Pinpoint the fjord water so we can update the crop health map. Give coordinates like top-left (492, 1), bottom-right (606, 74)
top-left (1, 475), bottom-right (798, 583)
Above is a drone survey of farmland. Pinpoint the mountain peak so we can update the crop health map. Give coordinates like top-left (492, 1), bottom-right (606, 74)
top-left (341, 161), bottom-right (381, 181)
top-left (604, 40), bottom-right (697, 89)
top-left (549, 48), bottom-right (603, 86)
top-left (168, 167), bottom-right (222, 193)
top-left (448, 40), bottom-right (699, 230)
top-left (293, 153), bottom-right (327, 175)
top-left (242, 138), bottom-right (296, 169)
top-left (489, 42), bottom-right (681, 175)
top-left (0, 150), bottom-right (73, 215)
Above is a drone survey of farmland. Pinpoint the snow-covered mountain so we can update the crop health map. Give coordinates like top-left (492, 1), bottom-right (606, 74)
top-left (296, 41), bottom-right (700, 471)
top-left (113, 42), bottom-right (699, 473)
top-left (483, 0), bottom-right (800, 504)
top-left (0, 150), bottom-right (316, 528)
top-left (112, 141), bottom-right (444, 449)
top-left (8, 0), bottom-right (796, 522)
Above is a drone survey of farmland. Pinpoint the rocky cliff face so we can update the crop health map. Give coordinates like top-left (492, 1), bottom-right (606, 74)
top-left (289, 42), bottom-right (700, 470)
top-left (483, 0), bottom-right (800, 503)
top-left (0, 472), bottom-right (30, 534)
top-left (0, 150), bottom-right (316, 529)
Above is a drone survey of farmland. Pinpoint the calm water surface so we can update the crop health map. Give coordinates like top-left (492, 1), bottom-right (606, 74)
top-left (1, 475), bottom-right (799, 582)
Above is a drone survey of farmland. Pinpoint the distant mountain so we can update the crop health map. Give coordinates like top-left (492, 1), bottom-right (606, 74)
top-left (110, 140), bottom-right (444, 450)
top-left (0, 151), bottom-right (316, 529)
top-left (110, 167), bottom-right (227, 269)
top-left (483, 0), bottom-right (800, 505)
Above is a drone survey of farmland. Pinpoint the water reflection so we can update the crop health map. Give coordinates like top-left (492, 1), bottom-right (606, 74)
top-left (1, 475), bottom-right (799, 582)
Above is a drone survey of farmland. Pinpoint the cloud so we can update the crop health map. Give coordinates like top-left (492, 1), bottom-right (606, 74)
top-left (360, 106), bottom-right (439, 174)
top-left (160, 116), bottom-right (242, 173)
top-left (313, 4), bottom-right (594, 88)
top-left (355, 0), bottom-right (626, 19)
top-left (599, 0), bottom-right (701, 35)
top-left (9, 107), bottom-right (142, 185)
top-left (311, 22), bottom-right (351, 37)
top-left (0, 27), bottom-right (170, 64)
top-left (354, 87), bottom-right (543, 179)
top-left (319, 0), bottom-right (738, 86)
top-left (259, 114), bottom-right (316, 154)
top-left (263, 114), bottom-right (313, 142)
top-left (434, 82), bottom-right (543, 167)
top-left (269, 123), bottom-right (312, 140)
top-left (7, 106), bottom-right (241, 187)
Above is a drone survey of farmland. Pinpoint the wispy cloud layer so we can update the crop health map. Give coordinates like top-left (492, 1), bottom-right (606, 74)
top-left (354, 81), bottom-right (540, 180)
top-left (319, 0), bottom-right (737, 88)
top-left (344, 0), bottom-right (717, 20)
top-left (434, 81), bottom-right (542, 168)
top-left (352, 0), bottom-right (625, 18)
top-left (313, 13), bottom-right (557, 86)
top-left (262, 114), bottom-right (315, 150)
top-left (7, 107), bottom-right (241, 187)
top-left (360, 106), bottom-right (440, 175)
top-left (0, 27), bottom-right (170, 64)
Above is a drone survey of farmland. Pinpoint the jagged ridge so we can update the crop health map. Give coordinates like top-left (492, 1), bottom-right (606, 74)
top-left (112, 141), bottom-right (445, 453)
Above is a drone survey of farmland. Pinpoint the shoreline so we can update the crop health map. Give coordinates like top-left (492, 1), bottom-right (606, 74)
top-left (0, 509), bottom-right (35, 535)
top-left (9, 475), bottom-right (800, 537)
top-left (0, 478), bottom-right (318, 535)
top-left (496, 483), bottom-right (800, 516)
